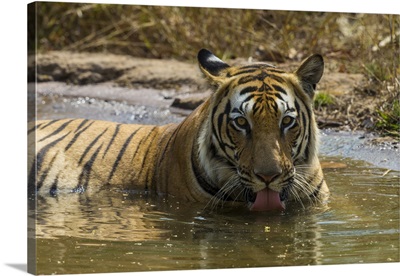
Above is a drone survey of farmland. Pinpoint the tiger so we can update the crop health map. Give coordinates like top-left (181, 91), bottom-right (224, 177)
top-left (28, 49), bottom-right (329, 211)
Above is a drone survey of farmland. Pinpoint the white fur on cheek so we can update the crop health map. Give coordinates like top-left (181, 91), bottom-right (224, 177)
top-left (198, 121), bottom-right (214, 178)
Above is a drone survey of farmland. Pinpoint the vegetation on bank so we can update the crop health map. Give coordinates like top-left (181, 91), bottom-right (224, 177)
top-left (28, 3), bottom-right (399, 137)
top-left (376, 100), bottom-right (400, 138)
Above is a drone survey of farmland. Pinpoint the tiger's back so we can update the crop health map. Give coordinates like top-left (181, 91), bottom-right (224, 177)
top-left (29, 119), bottom-right (176, 195)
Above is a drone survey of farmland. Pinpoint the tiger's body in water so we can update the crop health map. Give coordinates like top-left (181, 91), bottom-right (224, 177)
top-left (29, 49), bottom-right (329, 211)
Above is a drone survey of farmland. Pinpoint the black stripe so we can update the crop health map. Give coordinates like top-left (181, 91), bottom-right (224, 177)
top-left (28, 122), bottom-right (44, 135)
top-left (131, 127), bottom-right (156, 162)
top-left (266, 68), bottom-right (284, 73)
top-left (238, 75), bottom-right (255, 84)
top-left (231, 69), bottom-right (257, 76)
top-left (191, 152), bottom-right (219, 196)
top-left (240, 64), bottom-right (266, 69)
top-left (76, 144), bottom-right (103, 191)
top-left (214, 101), bottom-right (239, 162)
top-left (274, 92), bottom-right (285, 102)
top-left (252, 104), bottom-right (261, 116)
top-left (107, 128), bottom-right (142, 183)
top-left (239, 86), bottom-right (258, 95)
top-left (210, 105), bottom-right (221, 142)
top-left (241, 94), bottom-right (257, 107)
top-left (296, 96), bottom-right (313, 162)
top-left (258, 82), bottom-right (273, 92)
top-left (292, 132), bottom-right (302, 161)
top-left (267, 99), bottom-right (278, 113)
top-left (137, 128), bottom-right (159, 187)
top-left (253, 98), bottom-right (267, 115)
top-left (36, 152), bottom-right (59, 192)
top-left (102, 124), bottom-right (121, 159)
top-left (304, 113), bottom-right (312, 162)
top-left (255, 71), bottom-right (270, 81)
top-left (214, 100), bottom-right (232, 152)
top-left (190, 144), bottom-right (234, 201)
top-left (292, 100), bottom-right (303, 161)
top-left (39, 119), bottom-right (75, 142)
top-left (269, 74), bottom-right (285, 83)
top-left (224, 126), bottom-right (237, 151)
top-left (254, 96), bottom-right (264, 105)
top-left (78, 127), bottom-right (108, 165)
top-left (49, 174), bottom-right (59, 196)
top-left (272, 84), bottom-right (287, 95)
top-left (144, 169), bottom-right (151, 192)
top-left (74, 119), bottom-right (89, 133)
top-left (138, 130), bottom-right (160, 190)
top-left (39, 119), bottom-right (62, 130)
top-left (65, 121), bottom-right (95, 151)
top-left (294, 100), bottom-right (301, 113)
top-left (30, 131), bottom-right (71, 190)
top-left (211, 115), bottom-right (222, 150)
top-left (157, 124), bottom-right (182, 168)
top-left (216, 113), bottom-right (225, 150)
top-left (265, 94), bottom-right (277, 103)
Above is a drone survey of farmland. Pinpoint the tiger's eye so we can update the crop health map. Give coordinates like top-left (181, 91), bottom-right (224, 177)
top-left (281, 116), bottom-right (295, 128)
top-left (282, 116), bottom-right (292, 126)
top-left (233, 116), bottom-right (250, 131)
top-left (235, 117), bottom-right (247, 127)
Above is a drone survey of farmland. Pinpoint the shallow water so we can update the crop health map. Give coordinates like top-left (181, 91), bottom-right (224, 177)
top-left (34, 92), bottom-right (185, 125)
top-left (30, 157), bottom-right (399, 274)
top-left (30, 85), bottom-right (399, 274)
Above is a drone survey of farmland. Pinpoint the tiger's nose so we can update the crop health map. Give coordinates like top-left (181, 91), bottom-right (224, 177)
top-left (254, 169), bottom-right (282, 184)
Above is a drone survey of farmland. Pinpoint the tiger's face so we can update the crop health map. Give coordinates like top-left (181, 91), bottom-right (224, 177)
top-left (197, 49), bottom-right (326, 211)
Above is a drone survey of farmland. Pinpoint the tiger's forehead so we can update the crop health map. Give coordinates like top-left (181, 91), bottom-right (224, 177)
top-left (228, 63), bottom-right (288, 86)
top-left (227, 66), bottom-right (296, 116)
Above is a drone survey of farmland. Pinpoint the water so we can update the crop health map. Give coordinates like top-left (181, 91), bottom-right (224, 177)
top-left (33, 89), bottom-right (185, 125)
top-left (30, 160), bottom-right (399, 274)
top-left (30, 86), bottom-right (399, 274)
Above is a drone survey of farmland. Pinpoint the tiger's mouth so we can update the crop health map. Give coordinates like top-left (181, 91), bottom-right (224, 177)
top-left (246, 187), bottom-right (288, 211)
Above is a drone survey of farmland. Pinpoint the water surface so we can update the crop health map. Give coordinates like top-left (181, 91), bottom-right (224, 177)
top-left (30, 157), bottom-right (399, 274)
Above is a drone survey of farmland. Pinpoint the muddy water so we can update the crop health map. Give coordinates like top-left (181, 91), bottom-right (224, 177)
top-left (30, 83), bottom-right (399, 274)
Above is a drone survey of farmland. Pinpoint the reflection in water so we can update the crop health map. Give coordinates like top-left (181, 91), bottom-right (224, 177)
top-left (31, 157), bottom-right (399, 274)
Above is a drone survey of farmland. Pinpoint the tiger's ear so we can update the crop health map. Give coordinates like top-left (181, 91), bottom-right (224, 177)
top-left (197, 49), bottom-right (230, 86)
top-left (295, 54), bottom-right (324, 98)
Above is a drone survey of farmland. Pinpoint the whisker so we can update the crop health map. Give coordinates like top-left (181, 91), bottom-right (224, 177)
top-left (289, 167), bottom-right (325, 208)
top-left (204, 174), bottom-right (241, 211)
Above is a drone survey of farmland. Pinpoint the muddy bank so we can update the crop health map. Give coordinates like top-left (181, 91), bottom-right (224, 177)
top-left (29, 51), bottom-right (399, 170)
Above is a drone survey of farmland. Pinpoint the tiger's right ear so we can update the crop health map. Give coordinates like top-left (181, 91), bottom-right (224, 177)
top-left (197, 49), bottom-right (230, 86)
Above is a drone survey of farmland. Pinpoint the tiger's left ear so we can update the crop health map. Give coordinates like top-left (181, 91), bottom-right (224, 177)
top-left (197, 49), bottom-right (230, 86)
top-left (295, 54), bottom-right (324, 98)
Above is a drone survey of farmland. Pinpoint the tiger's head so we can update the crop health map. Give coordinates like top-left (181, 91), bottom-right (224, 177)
top-left (196, 49), bottom-right (328, 211)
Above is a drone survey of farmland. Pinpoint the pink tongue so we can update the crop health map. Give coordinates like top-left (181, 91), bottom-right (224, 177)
top-left (250, 188), bottom-right (285, 211)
